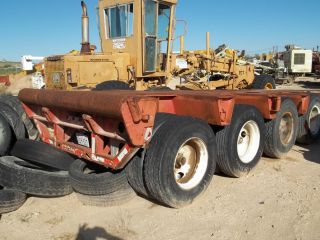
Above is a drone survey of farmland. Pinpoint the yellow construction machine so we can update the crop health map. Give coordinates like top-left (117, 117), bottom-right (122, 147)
top-left (44, 0), bottom-right (275, 91)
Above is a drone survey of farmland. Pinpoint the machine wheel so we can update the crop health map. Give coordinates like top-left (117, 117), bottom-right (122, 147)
top-left (125, 113), bottom-right (175, 197)
top-left (296, 95), bottom-right (320, 144)
top-left (76, 187), bottom-right (136, 207)
top-left (0, 103), bottom-right (25, 140)
top-left (93, 81), bottom-right (132, 91)
top-left (11, 139), bottom-right (76, 171)
top-left (0, 188), bottom-right (27, 214)
top-left (215, 105), bottom-right (265, 178)
top-left (0, 114), bottom-right (13, 156)
top-left (147, 86), bottom-right (172, 91)
top-left (0, 156), bottom-right (72, 197)
top-left (264, 99), bottom-right (299, 158)
top-left (143, 116), bottom-right (217, 208)
top-left (0, 94), bottom-right (39, 140)
top-left (252, 75), bottom-right (276, 89)
top-left (69, 159), bottom-right (130, 195)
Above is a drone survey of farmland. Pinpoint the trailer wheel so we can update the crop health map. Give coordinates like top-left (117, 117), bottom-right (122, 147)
top-left (69, 159), bottom-right (130, 195)
top-left (0, 188), bottom-right (27, 214)
top-left (93, 81), bottom-right (132, 91)
top-left (252, 75), bottom-right (276, 89)
top-left (215, 105), bottom-right (265, 177)
top-left (125, 113), bottom-right (176, 197)
top-left (0, 94), bottom-right (39, 140)
top-left (11, 139), bottom-right (76, 171)
top-left (76, 187), bottom-right (136, 207)
top-left (297, 95), bottom-right (320, 144)
top-left (0, 156), bottom-right (72, 197)
top-left (143, 116), bottom-right (216, 208)
top-left (0, 114), bottom-right (13, 156)
top-left (0, 103), bottom-right (25, 140)
top-left (264, 98), bottom-right (299, 158)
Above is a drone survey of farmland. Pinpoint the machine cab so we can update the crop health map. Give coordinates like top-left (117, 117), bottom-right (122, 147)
top-left (98, 0), bottom-right (176, 77)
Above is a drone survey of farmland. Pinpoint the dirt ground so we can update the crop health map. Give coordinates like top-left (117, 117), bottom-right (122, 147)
top-left (0, 80), bottom-right (320, 240)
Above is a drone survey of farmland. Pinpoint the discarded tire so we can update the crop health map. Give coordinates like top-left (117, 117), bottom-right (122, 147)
top-left (216, 105), bottom-right (265, 178)
top-left (0, 103), bottom-right (25, 140)
top-left (11, 139), bottom-right (76, 171)
top-left (69, 159), bottom-right (130, 195)
top-left (93, 81), bottom-right (132, 91)
top-left (0, 188), bottom-right (27, 214)
top-left (0, 156), bottom-right (72, 197)
top-left (76, 187), bottom-right (136, 207)
top-left (0, 114), bottom-right (13, 156)
top-left (264, 98), bottom-right (299, 158)
top-left (144, 116), bottom-right (217, 208)
top-left (296, 95), bottom-right (320, 144)
top-left (0, 94), bottom-right (38, 140)
top-left (125, 113), bottom-right (176, 197)
top-left (252, 75), bottom-right (276, 89)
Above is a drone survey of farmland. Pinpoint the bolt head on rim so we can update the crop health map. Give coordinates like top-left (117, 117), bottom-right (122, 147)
top-left (173, 138), bottom-right (208, 190)
top-left (309, 105), bottom-right (320, 135)
top-left (279, 112), bottom-right (294, 145)
top-left (237, 120), bottom-right (260, 164)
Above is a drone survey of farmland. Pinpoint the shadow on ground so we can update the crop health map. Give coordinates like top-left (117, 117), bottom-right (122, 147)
top-left (297, 141), bottom-right (320, 165)
top-left (75, 224), bottom-right (123, 240)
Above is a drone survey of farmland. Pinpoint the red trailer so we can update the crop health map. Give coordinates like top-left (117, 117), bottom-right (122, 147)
top-left (18, 88), bottom-right (320, 207)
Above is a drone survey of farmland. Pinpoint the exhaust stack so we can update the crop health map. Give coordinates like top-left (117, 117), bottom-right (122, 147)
top-left (81, 1), bottom-right (90, 54)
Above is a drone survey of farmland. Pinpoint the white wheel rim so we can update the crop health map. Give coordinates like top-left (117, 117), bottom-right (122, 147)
top-left (309, 105), bottom-right (320, 135)
top-left (237, 120), bottom-right (260, 164)
top-left (174, 138), bottom-right (209, 190)
top-left (279, 112), bottom-right (294, 145)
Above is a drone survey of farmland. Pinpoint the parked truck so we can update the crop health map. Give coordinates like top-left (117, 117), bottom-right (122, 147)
top-left (44, 0), bottom-right (275, 91)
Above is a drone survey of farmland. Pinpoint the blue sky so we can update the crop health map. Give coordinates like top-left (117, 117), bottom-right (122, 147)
top-left (0, 0), bottom-right (319, 61)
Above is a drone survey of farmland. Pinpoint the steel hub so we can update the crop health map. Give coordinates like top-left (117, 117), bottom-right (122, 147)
top-left (279, 112), bottom-right (294, 145)
top-left (237, 120), bottom-right (260, 164)
top-left (309, 105), bottom-right (320, 135)
top-left (174, 138), bottom-right (208, 190)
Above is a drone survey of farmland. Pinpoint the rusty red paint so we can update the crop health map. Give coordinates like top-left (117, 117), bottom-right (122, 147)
top-left (0, 76), bottom-right (10, 86)
top-left (19, 88), bottom-right (320, 170)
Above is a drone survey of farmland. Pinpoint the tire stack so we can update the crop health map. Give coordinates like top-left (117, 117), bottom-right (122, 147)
top-left (0, 94), bottom-right (73, 215)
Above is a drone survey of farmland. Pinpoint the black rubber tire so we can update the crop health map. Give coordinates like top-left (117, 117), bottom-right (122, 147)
top-left (143, 116), bottom-right (217, 208)
top-left (125, 113), bottom-right (176, 197)
top-left (215, 105), bottom-right (265, 178)
top-left (264, 98), bottom-right (299, 159)
top-left (0, 114), bottom-right (13, 156)
top-left (0, 103), bottom-right (25, 140)
top-left (296, 95), bottom-right (320, 144)
top-left (10, 139), bottom-right (76, 171)
top-left (252, 75), bottom-right (276, 89)
top-left (0, 94), bottom-right (39, 140)
top-left (0, 188), bottom-right (27, 214)
top-left (69, 159), bottom-right (130, 195)
top-left (0, 156), bottom-right (72, 197)
top-left (76, 187), bottom-right (136, 207)
top-left (93, 81), bottom-right (132, 91)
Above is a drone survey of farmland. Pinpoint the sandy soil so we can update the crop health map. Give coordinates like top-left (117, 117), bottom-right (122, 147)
top-left (0, 80), bottom-right (319, 240)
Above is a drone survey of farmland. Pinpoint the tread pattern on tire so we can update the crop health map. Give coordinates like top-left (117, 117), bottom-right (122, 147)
top-left (0, 103), bottom-right (25, 140)
top-left (143, 116), bottom-right (217, 208)
top-left (0, 94), bottom-right (38, 140)
top-left (0, 156), bottom-right (72, 197)
top-left (0, 189), bottom-right (27, 214)
top-left (252, 75), bottom-right (276, 89)
top-left (296, 95), bottom-right (320, 144)
top-left (215, 105), bottom-right (265, 178)
top-left (76, 187), bottom-right (136, 207)
top-left (69, 159), bottom-right (130, 195)
top-left (125, 113), bottom-right (177, 197)
top-left (0, 114), bottom-right (13, 156)
top-left (93, 81), bottom-right (132, 91)
top-left (11, 139), bottom-right (76, 171)
top-left (264, 98), bottom-right (299, 158)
